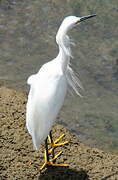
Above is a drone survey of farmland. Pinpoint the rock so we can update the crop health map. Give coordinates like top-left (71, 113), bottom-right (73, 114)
top-left (0, 86), bottom-right (118, 179)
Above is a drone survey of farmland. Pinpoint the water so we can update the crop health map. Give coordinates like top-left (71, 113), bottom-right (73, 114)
top-left (0, 0), bottom-right (118, 153)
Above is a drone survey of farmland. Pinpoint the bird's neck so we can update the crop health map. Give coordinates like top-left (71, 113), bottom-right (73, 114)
top-left (56, 35), bottom-right (72, 72)
top-left (56, 45), bottom-right (70, 72)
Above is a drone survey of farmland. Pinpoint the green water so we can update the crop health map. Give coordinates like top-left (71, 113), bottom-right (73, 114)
top-left (0, 0), bottom-right (118, 153)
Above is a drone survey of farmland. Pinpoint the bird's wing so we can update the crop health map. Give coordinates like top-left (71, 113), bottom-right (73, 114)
top-left (27, 74), bottom-right (37, 85)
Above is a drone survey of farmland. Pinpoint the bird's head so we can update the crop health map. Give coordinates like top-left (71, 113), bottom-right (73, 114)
top-left (56, 14), bottom-right (96, 44)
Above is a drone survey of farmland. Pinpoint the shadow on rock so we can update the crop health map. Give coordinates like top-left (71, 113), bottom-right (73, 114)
top-left (38, 166), bottom-right (89, 180)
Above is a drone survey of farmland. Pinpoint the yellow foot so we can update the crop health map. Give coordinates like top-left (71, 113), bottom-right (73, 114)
top-left (40, 151), bottom-right (69, 170)
top-left (48, 134), bottom-right (69, 153)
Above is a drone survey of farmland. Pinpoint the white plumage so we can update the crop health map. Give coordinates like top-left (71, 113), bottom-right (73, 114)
top-left (26, 15), bottom-right (96, 150)
top-left (26, 61), bottom-right (67, 150)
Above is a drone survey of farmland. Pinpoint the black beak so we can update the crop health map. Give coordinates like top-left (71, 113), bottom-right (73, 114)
top-left (80, 14), bottom-right (96, 22)
top-left (75, 14), bottom-right (96, 25)
top-left (80, 14), bottom-right (97, 22)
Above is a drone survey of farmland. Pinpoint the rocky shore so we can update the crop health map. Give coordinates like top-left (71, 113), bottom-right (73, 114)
top-left (0, 86), bottom-right (118, 180)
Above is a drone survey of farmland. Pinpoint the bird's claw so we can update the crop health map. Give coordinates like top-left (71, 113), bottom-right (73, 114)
top-left (48, 133), bottom-right (69, 154)
top-left (40, 151), bottom-right (68, 170)
top-left (40, 133), bottom-right (69, 170)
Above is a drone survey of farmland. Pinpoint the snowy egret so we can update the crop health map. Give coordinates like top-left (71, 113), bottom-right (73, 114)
top-left (26, 14), bottom-right (96, 169)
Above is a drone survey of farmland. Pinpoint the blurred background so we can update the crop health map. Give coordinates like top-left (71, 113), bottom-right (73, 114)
top-left (0, 0), bottom-right (117, 153)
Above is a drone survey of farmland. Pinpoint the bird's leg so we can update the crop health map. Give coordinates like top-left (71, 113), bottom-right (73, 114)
top-left (40, 135), bottom-right (69, 170)
top-left (40, 137), bottom-right (49, 170)
top-left (48, 131), bottom-right (69, 154)
top-left (48, 130), bottom-right (55, 158)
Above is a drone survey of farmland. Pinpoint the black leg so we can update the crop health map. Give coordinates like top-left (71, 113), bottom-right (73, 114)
top-left (45, 137), bottom-right (49, 161)
top-left (49, 130), bottom-right (53, 143)
top-left (49, 131), bottom-right (55, 158)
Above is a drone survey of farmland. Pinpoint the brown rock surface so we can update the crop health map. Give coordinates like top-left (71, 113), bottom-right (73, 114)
top-left (0, 86), bottom-right (118, 180)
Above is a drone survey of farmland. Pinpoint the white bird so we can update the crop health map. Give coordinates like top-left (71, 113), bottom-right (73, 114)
top-left (26, 14), bottom-right (96, 169)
